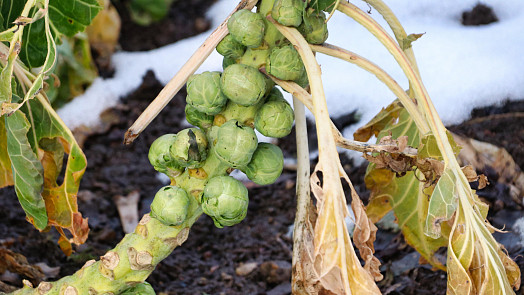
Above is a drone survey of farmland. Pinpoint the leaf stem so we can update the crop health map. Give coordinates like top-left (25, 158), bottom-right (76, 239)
top-left (124, 0), bottom-right (258, 145)
top-left (310, 43), bottom-right (429, 134)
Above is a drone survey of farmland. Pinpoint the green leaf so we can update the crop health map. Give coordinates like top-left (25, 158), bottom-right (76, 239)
top-left (48, 0), bottom-right (102, 37)
top-left (308, 0), bottom-right (337, 12)
top-left (22, 95), bottom-right (89, 246)
top-left (361, 101), bottom-right (447, 269)
top-left (0, 118), bottom-right (14, 187)
top-left (20, 9), bottom-right (47, 69)
top-left (5, 109), bottom-right (48, 230)
top-left (0, 0), bottom-right (25, 31)
top-left (424, 168), bottom-right (458, 239)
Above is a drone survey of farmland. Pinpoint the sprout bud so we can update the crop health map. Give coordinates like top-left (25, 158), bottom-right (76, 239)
top-left (255, 100), bottom-right (294, 138)
top-left (148, 134), bottom-right (183, 176)
top-left (239, 48), bottom-right (270, 69)
top-left (228, 10), bottom-right (265, 48)
top-left (222, 56), bottom-right (237, 70)
top-left (271, 0), bottom-right (304, 27)
top-left (216, 34), bottom-right (246, 59)
top-left (150, 186), bottom-right (190, 226)
top-left (215, 120), bottom-right (258, 168)
top-left (186, 71), bottom-right (228, 115)
top-left (185, 105), bottom-right (214, 129)
top-left (170, 128), bottom-right (208, 168)
top-left (299, 12), bottom-right (329, 44)
top-left (221, 64), bottom-right (267, 106)
top-left (243, 143), bottom-right (284, 185)
top-left (202, 176), bottom-right (249, 228)
top-left (265, 87), bottom-right (286, 103)
top-left (266, 45), bottom-right (305, 81)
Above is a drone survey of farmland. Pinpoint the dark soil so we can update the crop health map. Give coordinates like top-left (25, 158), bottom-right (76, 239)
top-left (1, 2), bottom-right (523, 295)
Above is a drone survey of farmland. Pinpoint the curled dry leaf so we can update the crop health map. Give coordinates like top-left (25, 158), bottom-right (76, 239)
top-left (454, 134), bottom-right (524, 206)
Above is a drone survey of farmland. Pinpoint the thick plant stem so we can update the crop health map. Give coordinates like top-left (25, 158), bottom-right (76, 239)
top-left (10, 211), bottom-right (202, 295)
top-left (124, 0), bottom-right (258, 145)
top-left (291, 97), bottom-right (315, 294)
top-left (309, 43), bottom-right (429, 134)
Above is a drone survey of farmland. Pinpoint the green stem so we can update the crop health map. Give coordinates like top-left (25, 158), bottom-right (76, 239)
top-left (11, 211), bottom-right (201, 295)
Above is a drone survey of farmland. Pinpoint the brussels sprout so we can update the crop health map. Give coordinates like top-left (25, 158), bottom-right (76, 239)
top-left (294, 68), bottom-right (309, 88)
top-left (170, 128), bottom-right (208, 168)
top-left (121, 282), bottom-right (156, 295)
top-left (239, 48), bottom-right (270, 69)
top-left (201, 175), bottom-right (249, 228)
top-left (216, 34), bottom-right (246, 59)
top-left (266, 45), bottom-right (305, 81)
top-left (186, 71), bottom-right (228, 115)
top-left (220, 101), bottom-right (262, 128)
top-left (185, 105), bottom-right (214, 129)
top-left (298, 12), bottom-right (329, 44)
top-left (228, 10), bottom-right (265, 48)
top-left (222, 56), bottom-right (237, 70)
top-left (243, 143), bottom-right (284, 185)
top-left (150, 186), bottom-right (190, 226)
top-left (215, 119), bottom-right (258, 168)
top-left (148, 134), bottom-right (184, 176)
top-left (263, 19), bottom-right (287, 48)
top-left (271, 0), bottom-right (304, 27)
top-left (255, 100), bottom-right (294, 138)
top-left (265, 87), bottom-right (286, 103)
top-left (221, 64), bottom-right (267, 106)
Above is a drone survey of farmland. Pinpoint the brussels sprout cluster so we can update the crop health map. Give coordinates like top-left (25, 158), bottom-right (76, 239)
top-left (147, 0), bottom-right (331, 229)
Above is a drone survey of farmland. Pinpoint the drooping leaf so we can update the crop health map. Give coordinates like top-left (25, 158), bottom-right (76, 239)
top-left (0, 119), bottom-right (14, 187)
top-left (5, 110), bottom-right (48, 230)
top-left (21, 96), bottom-right (89, 247)
top-left (424, 168), bottom-right (458, 239)
top-left (20, 9), bottom-right (47, 69)
top-left (48, 0), bottom-right (102, 37)
top-left (360, 102), bottom-right (447, 269)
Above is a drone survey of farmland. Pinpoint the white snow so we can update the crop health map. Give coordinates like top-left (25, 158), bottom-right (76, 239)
top-left (59, 0), bottom-right (524, 143)
top-left (514, 217), bottom-right (524, 247)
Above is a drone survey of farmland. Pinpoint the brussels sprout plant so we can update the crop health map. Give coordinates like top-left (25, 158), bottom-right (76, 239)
top-left (9, 0), bottom-right (520, 294)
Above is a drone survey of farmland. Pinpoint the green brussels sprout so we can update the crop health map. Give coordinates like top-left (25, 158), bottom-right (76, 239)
top-left (222, 56), bottom-right (237, 70)
top-left (239, 48), bottom-right (270, 69)
top-left (271, 0), bottom-right (304, 27)
top-left (228, 10), bottom-right (265, 48)
top-left (201, 175), bottom-right (249, 228)
top-left (215, 119), bottom-right (258, 168)
top-left (298, 12), bottom-right (329, 44)
top-left (148, 134), bottom-right (184, 176)
top-left (255, 100), bottom-right (294, 138)
top-left (186, 71), bottom-right (228, 115)
top-left (220, 100), bottom-right (263, 128)
top-left (216, 34), bottom-right (246, 59)
top-left (265, 87), bottom-right (286, 103)
top-left (121, 282), bottom-right (156, 295)
top-left (263, 19), bottom-right (288, 47)
top-left (150, 186), bottom-right (190, 226)
top-left (294, 68), bottom-right (309, 88)
top-left (170, 128), bottom-right (208, 168)
top-left (221, 64), bottom-right (267, 106)
top-left (243, 143), bottom-right (284, 185)
top-left (266, 45), bottom-right (305, 81)
top-left (185, 105), bottom-right (214, 129)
